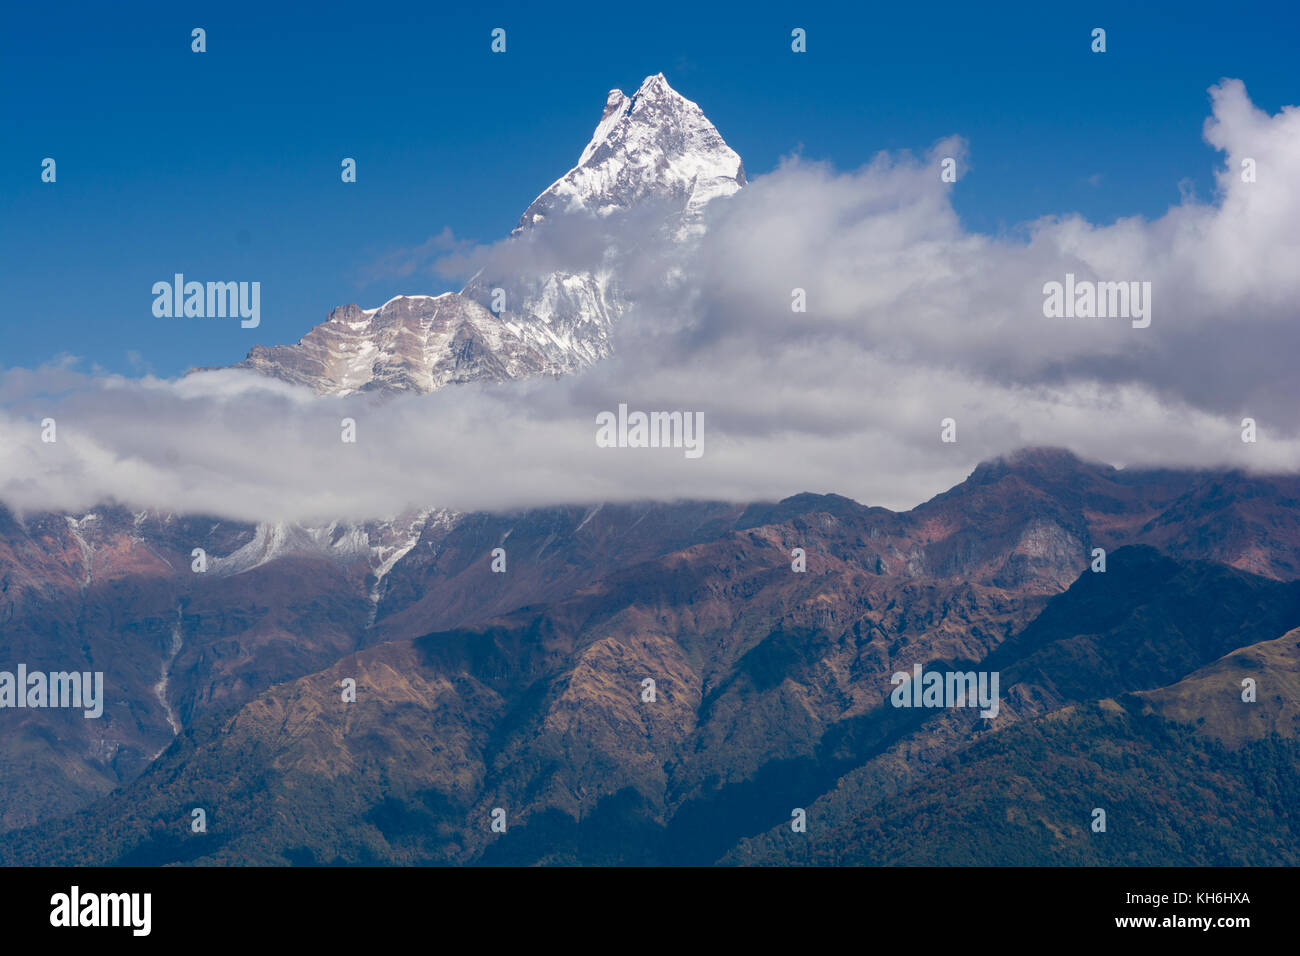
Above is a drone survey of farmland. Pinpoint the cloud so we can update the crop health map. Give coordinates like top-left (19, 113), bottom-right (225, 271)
top-left (2, 79), bottom-right (1299, 524)
top-left (433, 195), bottom-right (681, 284)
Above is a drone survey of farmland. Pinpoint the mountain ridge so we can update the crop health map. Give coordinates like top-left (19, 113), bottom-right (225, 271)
top-left (5, 449), bottom-right (1300, 852)
top-left (6, 540), bottom-right (1298, 866)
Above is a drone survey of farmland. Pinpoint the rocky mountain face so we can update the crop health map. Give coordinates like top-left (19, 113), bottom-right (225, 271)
top-left (226, 74), bottom-right (745, 395)
top-left (4, 450), bottom-right (1300, 863)
top-left (0, 498), bottom-right (742, 831)
top-left (728, 554), bottom-right (1300, 866)
top-left (230, 296), bottom-right (552, 395)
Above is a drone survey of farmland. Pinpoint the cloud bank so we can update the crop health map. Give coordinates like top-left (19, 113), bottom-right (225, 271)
top-left (2, 79), bottom-right (1298, 523)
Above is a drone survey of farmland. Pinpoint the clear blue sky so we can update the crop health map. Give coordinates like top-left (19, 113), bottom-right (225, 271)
top-left (2, 0), bottom-right (1296, 377)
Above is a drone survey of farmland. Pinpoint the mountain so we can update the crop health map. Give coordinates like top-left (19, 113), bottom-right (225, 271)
top-left (504, 73), bottom-right (747, 236)
top-left (225, 74), bottom-right (745, 396)
top-left (0, 498), bottom-right (744, 832)
top-left (6, 448), bottom-right (1300, 837)
top-left (6, 453), bottom-right (1300, 864)
top-left (227, 296), bottom-right (553, 395)
top-left (726, 697), bottom-right (1300, 867)
top-left (1138, 626), bottom-right (1300, 749)
top-left (5, 73), bottom-right (1300, 866)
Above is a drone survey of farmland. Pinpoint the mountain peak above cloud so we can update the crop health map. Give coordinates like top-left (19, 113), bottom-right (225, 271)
top-left (526, 72), bottom-right (746, 233)
top-left (222, 74), bottom-right (744, 397)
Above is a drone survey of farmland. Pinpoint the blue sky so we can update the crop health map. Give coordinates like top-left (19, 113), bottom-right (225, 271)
top-left (2, 0), bottom-right (1297, 378)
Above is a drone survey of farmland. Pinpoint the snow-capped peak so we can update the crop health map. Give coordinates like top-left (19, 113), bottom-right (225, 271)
top-left (516, 73), bottom-right (746, 233)
top-left (629, 71), bottom-right (673, 105)
top-left (225, 74), bottom-right (745, 396)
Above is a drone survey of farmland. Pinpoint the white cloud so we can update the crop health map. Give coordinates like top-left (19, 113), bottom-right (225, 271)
top-left (2, 80), bottom-right (1298, 523)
